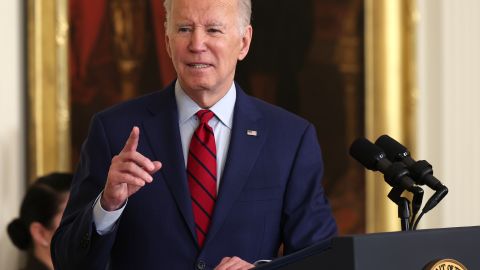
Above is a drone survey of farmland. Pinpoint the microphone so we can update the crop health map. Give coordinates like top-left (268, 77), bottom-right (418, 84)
top-left (349, 137), bottom-right (423, 196)
top-left (375, 135), bottom-right (448, 213)
top-left (375, 135), bottom-right (445, 190)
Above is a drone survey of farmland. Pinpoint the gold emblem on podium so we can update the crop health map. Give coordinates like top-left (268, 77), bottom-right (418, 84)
top-left (425, 258), bottom-right (467, 270)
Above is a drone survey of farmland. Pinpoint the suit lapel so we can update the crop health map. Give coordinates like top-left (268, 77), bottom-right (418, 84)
top-left (205, 86), bottom-right (268, 246)
top-left (141, 86), bottom-right (197, 242)
top-left (140, 84), bottom-right (268, 248)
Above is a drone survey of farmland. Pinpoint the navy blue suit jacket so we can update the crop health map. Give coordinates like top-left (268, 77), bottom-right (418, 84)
top-left (52, 82), bottom-right (337, 270)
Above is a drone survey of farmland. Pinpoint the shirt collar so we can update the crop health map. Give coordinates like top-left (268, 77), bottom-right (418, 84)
top-left (175, 81), bottom-right (236, 129)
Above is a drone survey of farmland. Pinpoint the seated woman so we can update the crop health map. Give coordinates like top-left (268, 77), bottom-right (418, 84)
top-left (7, 173), bottom-right (72, 270)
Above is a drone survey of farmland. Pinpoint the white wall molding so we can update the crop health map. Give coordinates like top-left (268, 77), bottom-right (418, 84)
top-left (0, 0), bottom-right (25, 268)
top-left (417, 0), bottom-right (480, 229)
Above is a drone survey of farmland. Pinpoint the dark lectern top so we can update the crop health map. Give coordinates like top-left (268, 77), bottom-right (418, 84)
top-left (255, 226), bottom-right (480, 270)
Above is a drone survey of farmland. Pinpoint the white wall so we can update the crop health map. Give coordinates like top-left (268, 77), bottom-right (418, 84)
top-left (417, 0), bottom-right (480, 229)
top-left (0, 0), bottom-right (25, 268)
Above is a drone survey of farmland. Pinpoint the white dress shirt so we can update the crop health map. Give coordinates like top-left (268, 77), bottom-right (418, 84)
top-left (93, 81), bottom-right (236, 234)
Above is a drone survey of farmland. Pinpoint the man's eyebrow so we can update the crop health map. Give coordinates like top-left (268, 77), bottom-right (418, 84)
top-left (205, 21), bottom-right (226, 27)
top-left (175, 22), bottom-right (193, 26)
top-left (173, 21), bottom-right (226, 29)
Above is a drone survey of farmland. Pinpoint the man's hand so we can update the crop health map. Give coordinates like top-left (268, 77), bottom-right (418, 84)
top-left (214, 257), bottom-right (254, 270)
top-left (101, 126), bottom-right (162, 211)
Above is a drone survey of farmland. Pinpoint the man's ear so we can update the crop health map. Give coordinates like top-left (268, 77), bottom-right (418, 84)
top-left (165, 30), bottom-right (172, 58)
top-left (238, 25), bottom-right (253, 61)
top-left (29, 222), bottom-right (50, 247)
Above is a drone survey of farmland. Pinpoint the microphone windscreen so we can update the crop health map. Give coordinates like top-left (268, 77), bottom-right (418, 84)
top-left (349, 137), bottom-right (384, 171)
top-left (375, 135), bottom-right (408, 161)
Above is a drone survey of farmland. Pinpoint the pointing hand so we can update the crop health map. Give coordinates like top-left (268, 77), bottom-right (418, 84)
top-left (101, 126), bottom-right (162, 211)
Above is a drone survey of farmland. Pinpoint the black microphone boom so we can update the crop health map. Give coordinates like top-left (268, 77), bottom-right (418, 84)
top-left (350, 137), bottom-right (426, 230)
top-left (375, 134), bottom-right (448, 213)
top-left (349, 138), bottom-right (423, 196)
top-left (375, 135), bottom-right (446, 191)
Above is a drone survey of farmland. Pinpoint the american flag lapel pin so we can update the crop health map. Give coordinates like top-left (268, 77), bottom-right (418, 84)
top-left (247, 130), bottom-right (257, 136)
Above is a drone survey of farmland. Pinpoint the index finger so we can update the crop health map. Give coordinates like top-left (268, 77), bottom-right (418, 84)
top-left (122, 126), bottom-right (139, 152)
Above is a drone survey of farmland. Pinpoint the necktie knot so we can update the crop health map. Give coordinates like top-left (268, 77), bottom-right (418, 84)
top-left (196, 110), bottom-right (214, 124)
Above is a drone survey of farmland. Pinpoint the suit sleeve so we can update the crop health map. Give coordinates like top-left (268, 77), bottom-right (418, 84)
top-left (281, 123), bottom-right (338, 254)
top-left (51, 115), bottom-right (118, 270)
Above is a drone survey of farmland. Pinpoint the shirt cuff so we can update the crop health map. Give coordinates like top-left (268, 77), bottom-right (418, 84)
top-left (92, 192), bottom-right (127, 235)
top-left (253, 260), bottom-right (271, 266)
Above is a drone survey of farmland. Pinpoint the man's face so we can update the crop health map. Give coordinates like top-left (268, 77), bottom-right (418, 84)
top-left (165, 0), bottom-right (252, 97)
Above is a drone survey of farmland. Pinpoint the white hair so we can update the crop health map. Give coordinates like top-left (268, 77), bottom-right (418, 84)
top-left (163, 0), bottom-right (251, 35)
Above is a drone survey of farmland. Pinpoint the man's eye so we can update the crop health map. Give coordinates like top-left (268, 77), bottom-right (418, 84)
top-left (178, 27), bottom-right (191, 33)
top-left (207, 28), bottom-right (222, 34)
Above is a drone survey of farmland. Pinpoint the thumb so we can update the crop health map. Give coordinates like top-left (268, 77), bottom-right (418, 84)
top-left (150, 161), bottom-right (162, 174)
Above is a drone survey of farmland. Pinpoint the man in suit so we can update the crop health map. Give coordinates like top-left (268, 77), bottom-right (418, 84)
top-left (51, 0), bottom-right (337, 269)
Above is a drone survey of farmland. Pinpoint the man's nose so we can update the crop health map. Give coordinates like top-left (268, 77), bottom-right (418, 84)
top-left (188, 29), bottom-right (207, 52)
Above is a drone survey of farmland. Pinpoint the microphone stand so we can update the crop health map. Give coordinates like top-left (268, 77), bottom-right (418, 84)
top-left (387, 185), bottom-right (424, 231)
top-left (412, 188), bottom-right (448, 230)
top-left (409, 186), bottom-right (424, 229)
top-left (388, 186), bottom-right (411, 231)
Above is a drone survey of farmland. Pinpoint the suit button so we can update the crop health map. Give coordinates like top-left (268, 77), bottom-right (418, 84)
top-left (196, 260), bottom-right (206, 270)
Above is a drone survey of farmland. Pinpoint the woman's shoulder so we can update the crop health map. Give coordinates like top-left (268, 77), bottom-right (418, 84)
top-left (22, 255), bottom-right (50, 270)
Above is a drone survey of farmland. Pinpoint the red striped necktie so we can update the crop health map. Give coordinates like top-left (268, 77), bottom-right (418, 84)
top-left (187, 109), bottom-right (217, 247)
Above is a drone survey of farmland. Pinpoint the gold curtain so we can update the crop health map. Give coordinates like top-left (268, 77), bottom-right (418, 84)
top-left (27, 0), bottom-right (70, 182)
top-left (365, 0), bottom-right (417, 232)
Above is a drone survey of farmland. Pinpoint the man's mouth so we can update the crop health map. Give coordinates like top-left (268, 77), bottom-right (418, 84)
top-left (188, 63), bottom-right (212, 69)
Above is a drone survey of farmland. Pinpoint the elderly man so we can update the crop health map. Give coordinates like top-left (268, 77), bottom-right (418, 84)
top-left (51, 0), bottom-right (337, 269)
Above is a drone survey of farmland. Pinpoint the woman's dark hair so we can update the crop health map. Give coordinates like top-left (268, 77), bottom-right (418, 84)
top-left (7, 172), bottom-right (73, 250)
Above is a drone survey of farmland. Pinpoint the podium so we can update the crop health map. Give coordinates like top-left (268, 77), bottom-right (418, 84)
top-left (255, 226), bottom-right (480, 270)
